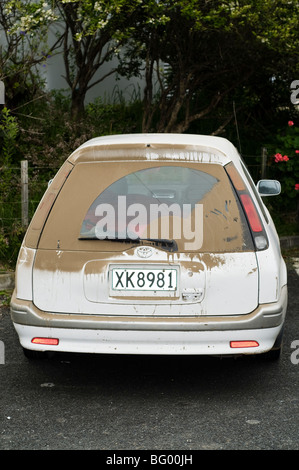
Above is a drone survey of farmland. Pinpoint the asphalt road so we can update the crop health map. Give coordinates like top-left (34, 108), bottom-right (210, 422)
top-left (0, 263), bottom-right (298, 452)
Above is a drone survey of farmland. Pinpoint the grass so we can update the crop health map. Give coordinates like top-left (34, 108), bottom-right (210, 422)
top-left (0, 290), bottom-right (12, 308)
top-left (281, 246), bottom-right (299, 269)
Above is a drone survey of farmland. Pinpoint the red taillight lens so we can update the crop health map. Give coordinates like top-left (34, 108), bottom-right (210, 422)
top-left (31, 337), bottom-right (59, 346)
top-left (226, 162), bottom-right (268, 250)
top-left (239, 194), bottom-right (263, 232)
top-left (230, 340), bottom-right (259, 348)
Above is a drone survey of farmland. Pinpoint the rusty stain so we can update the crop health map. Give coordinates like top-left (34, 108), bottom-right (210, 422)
top-left (247, 267), bottom-right (258, 275)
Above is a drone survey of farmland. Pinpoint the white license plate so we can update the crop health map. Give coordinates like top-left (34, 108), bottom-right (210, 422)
top-left (111, 267), bottom-right (177, 291)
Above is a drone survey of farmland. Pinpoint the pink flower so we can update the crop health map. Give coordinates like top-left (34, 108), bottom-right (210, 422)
top-left (288, 120), bottom-right (294, 126)
top-left (295, 184), bottom-right (299, 191)
top-left (295, 150), bottom-right (299, 154)
top-left (274, 153), bottom-right (289, 162)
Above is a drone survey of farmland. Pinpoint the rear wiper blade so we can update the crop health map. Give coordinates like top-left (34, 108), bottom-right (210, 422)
top-left (79, 236), bottom-right (138, 243)
top-left (140, 238), bottom-right (178, 252)
top-left (79, 236), bottom-right (178, 252)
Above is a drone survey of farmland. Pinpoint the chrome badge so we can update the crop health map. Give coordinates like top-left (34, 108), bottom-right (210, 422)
top-left (136, 246), bottom-right (153, 258)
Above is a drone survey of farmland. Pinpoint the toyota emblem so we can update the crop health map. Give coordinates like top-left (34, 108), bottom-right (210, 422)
top-left (136, 246), bottom-right (153, 258)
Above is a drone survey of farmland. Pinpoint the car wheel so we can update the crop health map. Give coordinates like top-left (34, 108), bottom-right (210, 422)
top-left (23, 347), bottom-right (47, 360)
top-left (261, 326), bottom-right (284, 361)
top-left (263, 345), bottom-right (282, 360)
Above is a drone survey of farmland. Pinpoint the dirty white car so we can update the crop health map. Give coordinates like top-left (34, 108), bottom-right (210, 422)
top-left (10, 133), bottom-right (287, 359)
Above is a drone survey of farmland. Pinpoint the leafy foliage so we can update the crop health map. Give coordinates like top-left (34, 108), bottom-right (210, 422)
top-left (264, 121), bottom-right (299, 234)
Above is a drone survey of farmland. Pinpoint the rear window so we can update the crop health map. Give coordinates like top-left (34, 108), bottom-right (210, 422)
top-left (37, 161), bottom-right (253, 252)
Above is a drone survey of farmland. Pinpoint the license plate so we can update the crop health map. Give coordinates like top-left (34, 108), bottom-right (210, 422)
top-left (111, 267), bottom-right (177, 291)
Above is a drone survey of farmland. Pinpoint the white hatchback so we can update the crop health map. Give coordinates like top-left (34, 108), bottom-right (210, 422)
top-left (10, 134), bottom-right (287, 359)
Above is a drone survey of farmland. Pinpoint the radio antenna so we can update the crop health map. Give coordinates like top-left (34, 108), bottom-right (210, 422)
top-left (233, 101), bottom-right (242, 155)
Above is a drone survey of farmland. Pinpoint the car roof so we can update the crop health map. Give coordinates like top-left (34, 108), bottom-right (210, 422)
top-left (68, 133), bottom-right (242, 168)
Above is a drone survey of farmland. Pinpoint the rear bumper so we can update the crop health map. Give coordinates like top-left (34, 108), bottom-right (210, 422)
top-left (13, 322), bottom-right (283, 355)
top-left (10, 285), bottom-right (287, 356)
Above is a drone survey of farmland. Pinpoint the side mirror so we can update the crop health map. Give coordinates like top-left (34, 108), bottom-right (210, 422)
top-left (257, 179), bottom-right (281, 196)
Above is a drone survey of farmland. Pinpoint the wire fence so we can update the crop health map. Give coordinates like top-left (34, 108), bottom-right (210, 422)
top-left (0, 151), bottom-right (269, 230)
top-left (0, 163), bottom-right (58, 230)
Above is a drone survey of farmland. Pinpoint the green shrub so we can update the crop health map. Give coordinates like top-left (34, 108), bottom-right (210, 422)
top-left (265, 120), bottom-right (299, 234)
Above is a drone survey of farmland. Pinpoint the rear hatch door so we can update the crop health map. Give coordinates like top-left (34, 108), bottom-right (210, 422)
top-left (32, 159), bottom-right (259, 317)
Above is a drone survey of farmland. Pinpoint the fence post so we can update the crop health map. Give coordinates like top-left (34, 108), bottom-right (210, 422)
top-left (0, 80), bottom-right (5, 105)
top-left (261, 147), bottom-right (267, 179)
top-left (21, 160), bottom-right (28, 227)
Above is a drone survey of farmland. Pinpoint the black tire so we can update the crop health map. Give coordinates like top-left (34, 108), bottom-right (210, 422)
top-left (23, 347), bottom-right (47, 360)
top-left (261, 325), bottom-right (284, 361)
top-left (263, 345), bottom-right (282, 360)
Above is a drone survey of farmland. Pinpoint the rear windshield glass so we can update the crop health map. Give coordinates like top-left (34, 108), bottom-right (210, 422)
top-left (80, 166), bottom-right (218, 239)
top-left (38, 161), bottom-right (253, 252)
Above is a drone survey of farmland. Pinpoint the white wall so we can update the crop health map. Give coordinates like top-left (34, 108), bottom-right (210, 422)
top-left (42, 27), bottom-right (145, 104)
top-left (43, 53), bottom-right (144, 104)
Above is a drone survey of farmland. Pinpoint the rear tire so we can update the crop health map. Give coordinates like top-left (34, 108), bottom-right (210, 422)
top-left (261, 325), bottom-right (284, 361)
top-left (263, 345), bottom-right (282, 360)
top-left (23, 347), bottom-right (47, 360)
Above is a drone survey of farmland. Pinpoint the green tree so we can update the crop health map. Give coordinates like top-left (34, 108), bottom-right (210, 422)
top-left (267, 121), bottom-right (299, 228)
top-left (125, 0), bottom-right (299, 133)
top-left (55, 0), bottom-right (144, 118)
top-left (4, 0), bottom-right (299, 134)
top-left (0, 106), bottom-right (19, 227)
top-left (0, 1), bottom-right (62, 109)
top-left (4, 0), bottom-right (145, 117)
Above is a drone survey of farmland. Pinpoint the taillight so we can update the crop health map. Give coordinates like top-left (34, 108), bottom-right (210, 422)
top-left (230, 340), bottom-right (259, 348)
top-left (239, 194), bottom-right (263, 232)
top-left (31, 338), bottom-right (59, 346)
top-left (226, 163), bottom-right (268, 250)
